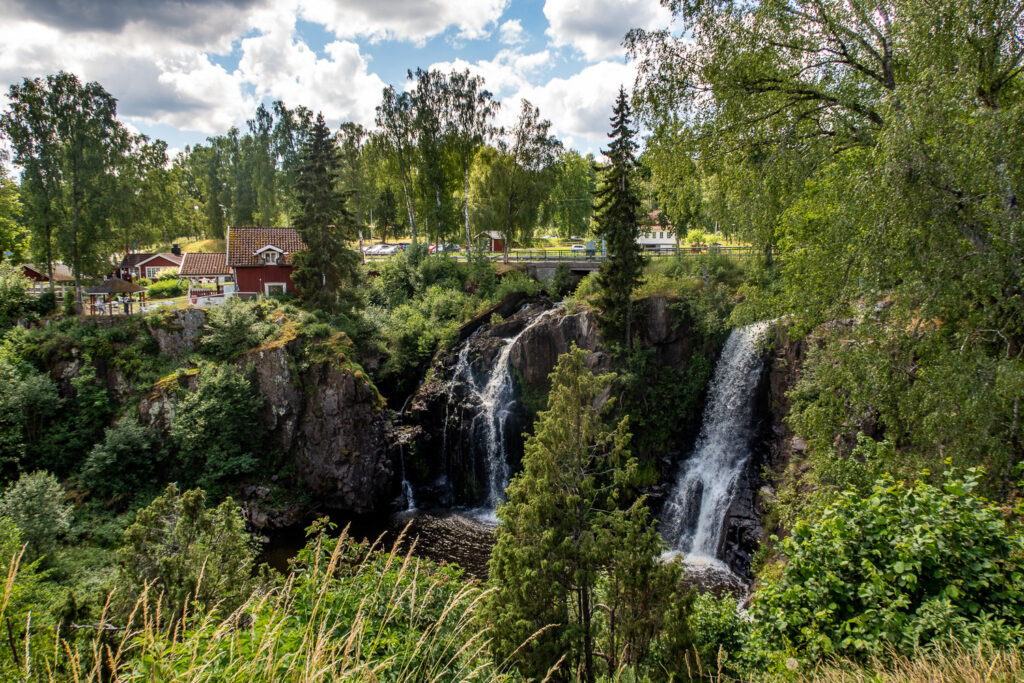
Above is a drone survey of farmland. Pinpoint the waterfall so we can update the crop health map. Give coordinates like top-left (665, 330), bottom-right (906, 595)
top-left (398, 444), bottom-right (416, 511)
top-left (662, 322), bottom-right (770, 559)
top-left (443, 305), bottom-right (561, 509)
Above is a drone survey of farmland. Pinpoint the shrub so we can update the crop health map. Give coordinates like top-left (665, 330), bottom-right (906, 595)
top-left (746, 469), bottom-right (1024, 669)
top-left (82, 413), bottom-right (164, 500)
top-left (370, 252), bottom-right (421, 307)
top-left (170, 363), bottom-right (268, 493)
top-left (494, 271), bottom-right (541, 300)
top-left (419, 255), bottom-right (466, 290)
top-left (154, 267), bottom-right (179, 281)
top-left (201, 297), bottom-right (275, 360)
top-left (0, 470), bottom-right (72, 564)
top-left (118, 483), bottom-right (261, 622)
top-left (0, 261), bottom-right (34, 328)
top-left (545, 262), bottom-right (573, 298)
top-left (147, 278), bottom-right (185, 299)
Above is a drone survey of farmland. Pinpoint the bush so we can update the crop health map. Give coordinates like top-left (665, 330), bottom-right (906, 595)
top-left (746, 469), bottom-right (1024, 669)
top-left (494, 271), bottom-right (541, 300)
top-left (0, 471), bottom-right (72, 564)
top-left (201, 297), bottom-right (275, 360)
top-left (147, 278), bottom-right (185, 299)
top-left (370, 252), bottom-right (421, 307)
top-left (154, 267), bottom-right (179, 281)
top-left (82, 413), bottom-right (164, 500)
top-left (545, 262), bottom-right (573, 298)
top-left (0, 261), bottom-right (34, 328)
top-left (118, 483), bottom-right (261, 622)
top-left (419, 255), bottom-right (466, 291)
top-left (170, 363), bottom-right (268, 493)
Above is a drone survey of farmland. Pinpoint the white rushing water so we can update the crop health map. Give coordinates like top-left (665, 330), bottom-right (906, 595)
top-left (444, 305), bottom-right (561, 510)
top-left (661, 322), bottom-right (770, 559)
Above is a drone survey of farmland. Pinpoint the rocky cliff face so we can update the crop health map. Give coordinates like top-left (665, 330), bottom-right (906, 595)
top-left (139, 315), bottom-right (393, 520)
top-left (403, 296), bottom-right (716, 508)
top-left (718, 322), bottom-right (807, 579)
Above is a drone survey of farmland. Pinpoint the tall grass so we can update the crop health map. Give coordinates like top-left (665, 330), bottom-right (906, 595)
top-left (0, 525), bottom-right (524, 682)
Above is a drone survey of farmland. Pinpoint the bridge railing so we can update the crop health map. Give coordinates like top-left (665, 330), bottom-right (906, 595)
top-left (495, 245), bottom-right (763, 262)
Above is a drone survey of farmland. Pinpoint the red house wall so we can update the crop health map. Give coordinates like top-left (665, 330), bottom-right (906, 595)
top-left (234, 265), bottom-right (297, 294)
top-left (137, 255), bottom-right (180, 276)
top-left (491, 238), bottom-right (505, 252)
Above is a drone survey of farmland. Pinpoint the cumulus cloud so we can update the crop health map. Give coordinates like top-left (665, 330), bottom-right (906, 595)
top-left (498, 19), bottom-right (527, 45)
top-left (428, 48), bottom-right (551, 102)
top-left (516, 61), bottom-right (635, 153)
top-left (298, 0), bottom-right (509, 45)
top-left (2, 0), bottom-right (264, 51)
top-left (237, 16), bottom-right (386, 127)
top-left (543, 0), bottom-right (670, 61)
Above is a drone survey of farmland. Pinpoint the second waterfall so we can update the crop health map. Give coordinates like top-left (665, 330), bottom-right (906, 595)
top-left (661, 322), bottom-right (770, 560)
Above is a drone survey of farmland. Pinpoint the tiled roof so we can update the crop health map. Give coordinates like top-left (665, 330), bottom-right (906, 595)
top-left (119, 252), bottom-right (182, 269)
top-left (23, 262), bottom-right (75, 281)
top-left (179, 252), bottom-right (230, 276)
top-left (227, 227), bottom-right (306, 267)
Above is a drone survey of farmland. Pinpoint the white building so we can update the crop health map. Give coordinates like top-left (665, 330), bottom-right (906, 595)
top-left (637, 210), bottom-right (676, 251)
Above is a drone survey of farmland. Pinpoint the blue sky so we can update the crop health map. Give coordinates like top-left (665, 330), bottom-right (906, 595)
top-left (0, 0), bottom-right (673, 155)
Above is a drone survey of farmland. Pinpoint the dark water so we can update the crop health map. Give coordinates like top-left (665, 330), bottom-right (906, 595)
top-left (259, 508), bottom-right (498, 580)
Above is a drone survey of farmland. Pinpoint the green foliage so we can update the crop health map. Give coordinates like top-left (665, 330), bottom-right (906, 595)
top-left (82, 412), bottom-right (164, 501)
top-left (146, 277), bottom-right (185, 299)
top-left (546, 262), bottom-right (573, 299)
top-left (0, 470), bottom-right (71, 564)
top-left (118, 483), bottom-right (261, 622)
top-left (617, 348), bottom-right (713, 461)
top-left (487, 346), bottom-right (690, 681)
top-left (747, 470), bottom-right (1024, 669)
top-left (594, 88), bottom-right (644, 353)
top-left (292, 113), bottom-right (361, 313)
top-left (0, 353), bottom-right (60, 480)
top-left (685, 228), bottom-right (705, 245)
top-left (170, 363), bottom-right (268, 493)
top-left (0, 260), bottom-right (35, 328)
top-left (494, 270), bottom-right (541, 300)
top-left (369, 250), bottom-right (422, 307)
top-left (786, 322), bottom-right (1024, 504)
top-left (200, 297), bottom-right (275, 360)
top-left (419, 253), bottom-right (466, 290)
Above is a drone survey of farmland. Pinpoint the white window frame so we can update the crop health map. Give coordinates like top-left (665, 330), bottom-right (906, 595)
top-left (145, 266), bottom-right (163, 279)
top-left (264, 282), bottom-right (287, 296)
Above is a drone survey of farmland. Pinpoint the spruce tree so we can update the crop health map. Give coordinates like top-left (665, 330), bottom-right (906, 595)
top-left (291, 113), bottom-right (359, 312)
top-left (486, 346), bottom-right (688, 682)
top-left (594, 87), bottom-right (643, 353)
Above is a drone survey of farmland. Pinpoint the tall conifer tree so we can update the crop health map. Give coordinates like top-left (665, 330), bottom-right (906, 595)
top-left (594, 87), bottom-right (643, 353)
top-left (291, 113), bottom-right (359, 312)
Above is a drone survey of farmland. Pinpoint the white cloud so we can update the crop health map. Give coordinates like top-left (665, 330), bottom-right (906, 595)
top-left (516, 60), bottom-right (635, 153)
top-left (498, 19), bottom-right (526, 45)
top-left (543, 0), bottom-right (670, 61)
top-left (428, 48), bottom-right (551, 101)
top-left (237, 18), bottom-right (386, 127)
top-left (298, 0), bottom-right (509, 45)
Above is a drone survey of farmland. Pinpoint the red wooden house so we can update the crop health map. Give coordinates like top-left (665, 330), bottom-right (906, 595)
top-left (117, 252), bottom-right (182, 280)
top-left (226, 227), bottom-right (306, 296)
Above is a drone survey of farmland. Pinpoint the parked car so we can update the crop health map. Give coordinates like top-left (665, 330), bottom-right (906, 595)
top-left (429, 242), bottom-right (462, 254)
top-left (569, 244), bottom-right (585, 253)
top-left (378, 244), bottom-right (400, 255)
top-left (363, 244), bottom-right (383, 255)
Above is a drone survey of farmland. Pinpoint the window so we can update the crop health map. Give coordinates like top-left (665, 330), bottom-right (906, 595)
top-left (146, 266), bottom-right (163, 279)
top-left (265, 282), bottom-right (286, 296)
top-left (262, 251), bottom-right (279, 265)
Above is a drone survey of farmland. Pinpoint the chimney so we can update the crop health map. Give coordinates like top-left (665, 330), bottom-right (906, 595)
top-left (171, 243), bottom-right (181, 256)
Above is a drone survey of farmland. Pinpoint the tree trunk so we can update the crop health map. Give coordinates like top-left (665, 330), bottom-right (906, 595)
top-left (463, 157), bottom-right (473, 257)
top-left (400, 164), bottom-right (417, 244)
top-left (764, 241), bottom-right (773, 266)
